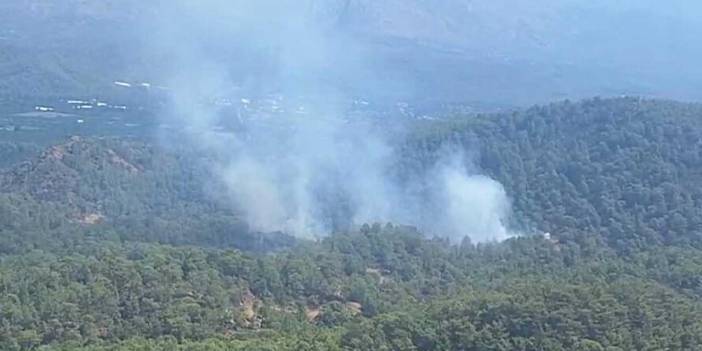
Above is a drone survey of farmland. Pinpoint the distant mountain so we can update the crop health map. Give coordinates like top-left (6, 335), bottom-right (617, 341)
top-left (1, 1), bottom-right (701, 106)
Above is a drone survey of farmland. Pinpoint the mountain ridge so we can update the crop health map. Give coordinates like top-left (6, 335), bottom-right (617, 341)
top-left (2, 1), bottom-right (701, 104)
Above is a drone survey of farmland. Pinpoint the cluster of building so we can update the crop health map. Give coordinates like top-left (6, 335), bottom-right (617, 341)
top-left (217, 94), bottom-right (311, 123)
top-left (114, 80), bottom-right (168, 90)
top-left (34, 106), bottom-right (54, 112)
top-left (66, 99), bottom-right (127, 110)
top-left (65, 99), bottom-right (128, 111)
top-left (31, 99), bottom-right (128, 121)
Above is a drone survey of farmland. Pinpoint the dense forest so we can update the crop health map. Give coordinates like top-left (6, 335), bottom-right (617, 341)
top-left (2, 97), bottom-right (702, 350)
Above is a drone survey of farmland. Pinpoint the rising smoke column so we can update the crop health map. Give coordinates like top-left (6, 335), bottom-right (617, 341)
top-left (142, 0), bottom-right (514, 242)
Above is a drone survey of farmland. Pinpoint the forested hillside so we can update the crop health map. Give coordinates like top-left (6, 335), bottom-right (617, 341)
top-left (2, 98), bottom-right (702, 350)
top-left (401, 98), bottom-right (702, 251)
top-left (0, 136), bottom-right (294, 255)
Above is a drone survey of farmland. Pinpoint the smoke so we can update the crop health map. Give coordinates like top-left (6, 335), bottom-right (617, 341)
top-left (431, 154), bottom-right (512, 242)
top-left (143, 0), bottom-right (514, 242)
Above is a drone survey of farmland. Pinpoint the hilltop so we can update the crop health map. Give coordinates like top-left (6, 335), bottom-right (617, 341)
top-left (0, 137), bottom-right (295, 254)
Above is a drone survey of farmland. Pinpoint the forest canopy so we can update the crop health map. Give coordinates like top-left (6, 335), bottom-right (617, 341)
top-left (1, 98), bottom-right (702, 350)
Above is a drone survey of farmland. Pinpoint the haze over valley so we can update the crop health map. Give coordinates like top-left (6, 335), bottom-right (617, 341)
top-left (1, 2), bottom-right (702, 350)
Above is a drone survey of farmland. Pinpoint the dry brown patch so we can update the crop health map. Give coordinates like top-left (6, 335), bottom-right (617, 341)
top-left (106, 149), bottom-right (140, 173)
top-left (345, 302), bottom-right (362, 315)
top-left (240, 290), bottom-right (257, 322)
top-left (306, 306), bottom-right (321, 322)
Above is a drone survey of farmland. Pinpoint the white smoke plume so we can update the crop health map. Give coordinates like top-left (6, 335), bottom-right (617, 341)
top-left (431, 155), bottom-right (512, 242)
top-left (142, 0), bottom-right (514, 242)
